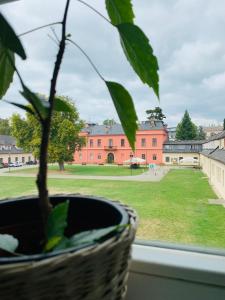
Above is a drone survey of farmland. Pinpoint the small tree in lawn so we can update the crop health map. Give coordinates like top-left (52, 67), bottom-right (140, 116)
top-left (0, 0), bottom-right (159, 250)
top-left (11, 96), bottom-right (85, 171)
top-left (176, 110), bottom-right (198, 140)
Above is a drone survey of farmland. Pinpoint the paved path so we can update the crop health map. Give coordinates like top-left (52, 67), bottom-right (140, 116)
top-left (0, 166), bottom-right (170, 182)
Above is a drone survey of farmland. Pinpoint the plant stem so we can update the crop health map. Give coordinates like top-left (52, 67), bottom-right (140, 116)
top-left (68, 39), bottom-right (105, 81)
top-left (36, 0), bottom-right (71, 237)
top-left (19, 22), bottom-right (62, 37)
top-left (76, 0), bottom-right (112, 25)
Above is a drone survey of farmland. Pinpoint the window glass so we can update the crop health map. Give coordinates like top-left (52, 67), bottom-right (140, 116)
top-left (141, 138), bottom-right (146, 147)
top-left (97, 139), bottom-right (101, 147)
top-left (121, 139), bottom-right (125, 147)
top-left (142, 154), bottom-right (146, 160)
top-left (90, 139), bottom-right (93, 148)
top-left (152, 138), bottom-right (157, 147)
top-left (153, 154), bottom-right (157, 161)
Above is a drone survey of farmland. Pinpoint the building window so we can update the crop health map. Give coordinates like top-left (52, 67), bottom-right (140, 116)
top-left (179, 157), bottom-right (183, 161)
top-left (141, 138), bottom-right (146, 147)
top-left (22, 157), bottom-right (25, 163)
top-left (90, 139), bottom-right (93, 148)
top-left (109, 139), bottom-right (113, 147)
top-left (121, 139), bottom-right (125, 147)
top-left (165, 157), bottom-right (170, 162)
top-left (194, 157), bottom-right (198, 160)
top-left (153, 154), bottom-right (157, 161)
top-left (152, 138), bottom-right (157, 147)
top-left (15, 157), bottom-right (18, 162)
top-left (79, 153), bottom-right (82, 160)
top-left (28, 156), bottom-right (31, 162)
top-left (97, 139), bottom-right (101, 147)
top-left (8, 157), bottom-right (11, 163)
top-left (98, 154), bottom-right (101, 159)
top-left (142, 154), bottom-right (146, 160)
top-left (90, 153), bottom-right (94, 160)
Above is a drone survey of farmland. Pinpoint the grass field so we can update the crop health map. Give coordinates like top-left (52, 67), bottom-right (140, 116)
top-left (0, 169), bottom-right (225, 249)
top-left (11, 164), bottom-right (147, 176)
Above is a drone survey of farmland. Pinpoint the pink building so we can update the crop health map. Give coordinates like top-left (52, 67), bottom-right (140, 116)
top-left (74, 121), bottom-right (168, 165)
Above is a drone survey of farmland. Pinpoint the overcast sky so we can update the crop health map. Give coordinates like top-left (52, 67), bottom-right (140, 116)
top-left (1, 0), bottom-right (225, 126)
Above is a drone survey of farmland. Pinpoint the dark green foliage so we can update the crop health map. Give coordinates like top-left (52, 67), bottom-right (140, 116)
top-left (0, 48), bottom-right (15, 99)
top-left (176, 110), bottom-right (198, 140)
top-left (0, 118), bottom-right (11, 135)
top-left (106, 81), bottom-right (138, 150)
top-left (0, 13), bottom-right (26, 60)
top-left (146, 106), bottom-right (166, 122)
top-left (20, 86), bottom-right (49, 120)
top-left (196, 126), bottom-right (206, 140)
top-left (117, 23), bottom-right (159, 98)
top-left (53, 225), bottom-right (124, 252)
top-left (223, 119), bottom-right (225, 131)
top-left (103, 119), bottom-right (117, 126)
top-left (0, 234), bottom-right (18, 253)
top-left (105, 0), bottom-right (134, 25)
top-left (45, 201), bottom-right (69, 251)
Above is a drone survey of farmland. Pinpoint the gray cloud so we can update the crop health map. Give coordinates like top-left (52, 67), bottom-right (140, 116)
top-left (1, 0), bottom-right (225, 126)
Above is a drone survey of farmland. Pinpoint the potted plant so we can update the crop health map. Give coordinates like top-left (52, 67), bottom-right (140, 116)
top-left (0, 1), bottom-right (159, 299)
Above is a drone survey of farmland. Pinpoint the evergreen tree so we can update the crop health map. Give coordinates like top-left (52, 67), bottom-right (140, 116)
top-left (196, 126), bottom-right (206, 140)
top-left (146, 107), bottom-right (166, 123)
top-left (223, 118), bottom-right (225, 130)
top-left (176, 110), bottom-right (197, 140)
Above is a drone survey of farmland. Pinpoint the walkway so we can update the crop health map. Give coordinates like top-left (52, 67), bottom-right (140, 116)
top-left (0, 166), bottom-right (170, 182)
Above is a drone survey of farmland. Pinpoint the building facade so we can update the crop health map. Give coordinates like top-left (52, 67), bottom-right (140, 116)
top-left (203, 125), bottom-right (223, 139)
top-left (0, 135), bottom-right (34, 164)
top-left (74, 121), bottom-right (168, 165)
top-left (163, 140), bottom-right (204, 165)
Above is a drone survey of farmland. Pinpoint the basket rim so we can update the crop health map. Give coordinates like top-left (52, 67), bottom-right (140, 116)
top-left (0, 194), bottom-right (131, 265)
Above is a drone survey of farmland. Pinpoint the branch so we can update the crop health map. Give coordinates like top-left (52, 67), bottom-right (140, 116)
top-left (76, 0), bottom-right (112, 25)
top-left (19, 22), bottom-right (62, 37)
top-left (67, 38), bottom-right (105, 81)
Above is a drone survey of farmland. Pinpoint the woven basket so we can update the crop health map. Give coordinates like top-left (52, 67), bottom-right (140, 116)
top-left (0, 194), bottom-right (138, 300)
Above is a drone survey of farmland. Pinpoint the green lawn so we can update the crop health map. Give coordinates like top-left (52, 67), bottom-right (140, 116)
top-left (0, 169), bottom-right (225, 249)
top-left (11, 164), bottom-right (147, 176)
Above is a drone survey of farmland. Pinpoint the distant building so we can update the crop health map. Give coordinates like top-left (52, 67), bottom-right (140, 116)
top-left (74, 121), bottom-right (168, 165)
top-left (203, 125), bottom-right (223, 139)
top-left (163, 140), bottom-right (205, 165)
top-left (0, 135), bottom-right (34, 164)
top-left (167, 127), bottom-right (176, 141)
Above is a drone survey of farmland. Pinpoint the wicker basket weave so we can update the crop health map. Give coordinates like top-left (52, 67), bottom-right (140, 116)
top-left (0, 196), bottom-right (138, 300)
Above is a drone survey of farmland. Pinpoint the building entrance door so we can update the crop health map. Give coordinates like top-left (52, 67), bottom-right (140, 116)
top-left (107, 153), bottom-right (114, 164)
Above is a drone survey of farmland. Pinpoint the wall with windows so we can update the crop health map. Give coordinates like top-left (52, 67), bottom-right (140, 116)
top-left (200, 154), bottom-right (225, 199)
top-left (74, 129), bottom-right (168, 165)
top-left (0, 153), bottom-right (34, 164)
top-left (163, 153), bottom-right (200, 165)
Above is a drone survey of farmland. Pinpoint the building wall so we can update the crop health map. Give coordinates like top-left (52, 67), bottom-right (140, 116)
top-left (0, 153), bottom-right (34, 164)
top-left (203, 138), bottom-right (225, 150)
top-left (74, 130), bottom-right (168, 165)
top-left (163, 153), bottom-right (200, 165)
top-left (200, 154), bottom-right (225, 199)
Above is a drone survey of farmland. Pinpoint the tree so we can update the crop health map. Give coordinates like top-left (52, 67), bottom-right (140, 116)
top-left (176, 110), bottom-right (198, 140)
top-left (0, 118), bottom-right (11, 135)
top-left (146, 107), bottom-right (166, 122)
top-left (196, 126), bottom-right (206, 140)
top-left (223, 119), bottom-right (225, 131)
top-left (103, 119), bottom-right (116, 126)
top-left (11, 96), bottom-right (85, 170)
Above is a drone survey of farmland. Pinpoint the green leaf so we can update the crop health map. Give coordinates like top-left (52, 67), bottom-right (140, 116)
top-left (46, 201), bottom-right (69, 242)
top-left (54, 97), bottom-right (74, 113)
top-left (6, 101), bottom-right (35, 116)
top-left (105, 0), bottom-right (134, 25)
top-left (0, 234), bottom-right (19, 253)
top-left (20, 85), bottom-right (49, 120)
top-left (106, 81), bottom-right (138, 150)
top-left (0, 13), bottom-right (26, 60)
top-left (45, 236), bottom-right (62, 252)
top-left (117, 23), bottom-right (159, 98)
top-left (0, 47), bottom-right (15, 99)
top-left (54, 225), bottom-right (123, 251)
